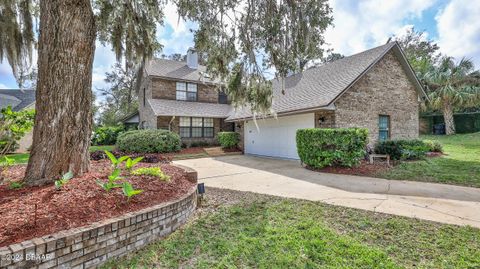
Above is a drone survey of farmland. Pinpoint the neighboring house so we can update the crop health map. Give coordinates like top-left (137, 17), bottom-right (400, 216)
top-left (139, 42), bottom-right (427, 159)
top-left (0, 89), bottom-right (36, 153)
top-left (138, 48), bottom-right (234, 146)
top-left (120, 112), bottom-right (140, 129)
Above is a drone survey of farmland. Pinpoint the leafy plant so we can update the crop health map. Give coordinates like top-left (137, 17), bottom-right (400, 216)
top-left (218, 132), bottom-right (240, 149)
top-left (131, 167), bottom-right (170, 181)
top-left (92, 126), bottom-right (125, 146)
top-left (8, 181), bottom-right (24, 190)
top-left (0, 107), bottom-right (35, 156)
top-left (1, 156), bottom-right (15, 167)
top-left (54, 171), bottom-right (74, 190)
top-left (96, 168), bottom-right (123, 191)
top-left (116, 129), bottom-right (181, 153)
top-left (125, 157), bottom-right (144, 171)
top-left (104, 150), bottom-right (129, 168)
top-left (423, 140), bottom-right (443, 153)
top-left (122, 182), bottom-right (143, 201)
top-left (296, 128), bottom-right (369, 169)
top-left (375, 139), bottom-right (430, 160)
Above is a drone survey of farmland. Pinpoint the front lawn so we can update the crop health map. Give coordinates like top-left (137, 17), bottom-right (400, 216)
top-left (104, 188), bottom-right (480, 269)
top-left (378, 132), bottom-right (480, 187)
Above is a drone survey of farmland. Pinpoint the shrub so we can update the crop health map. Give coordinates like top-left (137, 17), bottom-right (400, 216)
top-left (423, 140), bottom-right (443, 153)
top-left (218, 132), bottom-right (240, 149)
top-left (132, 167), bottom-right (170, 181)
top-left (92, 126), bottom-right (124, 146)
top-left (375, 139), bottom-right (430, 160)
top-left (296, 128), bottom-right (369, 169)
top-left (89, 150), bottom-right (171, 163)
top-left (116, 129), bottom-right (180, 153)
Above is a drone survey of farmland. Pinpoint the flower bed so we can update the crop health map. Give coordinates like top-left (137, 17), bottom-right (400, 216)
top-left (0, 161), bottom-right (196, 247)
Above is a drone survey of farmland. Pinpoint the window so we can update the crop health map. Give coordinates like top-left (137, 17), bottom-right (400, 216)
top-left (218, 91), bottom-right (228, 104)
top-left (179, 117), bottom-right (214, 138)
top-left (176, 82), bottom-right (197, 101)
top-left (378, 115), bottom-right (390, 141)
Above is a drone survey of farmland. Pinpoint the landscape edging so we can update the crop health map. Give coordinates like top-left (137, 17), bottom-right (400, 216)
top-left (0, 178), bottom-right (197, 269)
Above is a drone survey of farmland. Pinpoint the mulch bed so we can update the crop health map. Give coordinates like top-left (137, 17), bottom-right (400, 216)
top-left (0, 161), bottom-right (195, 247)
top-left (308, 160), bottom-right (390, 177)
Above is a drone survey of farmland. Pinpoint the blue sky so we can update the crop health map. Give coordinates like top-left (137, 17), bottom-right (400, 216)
top-left (1, 0), bottom-right (479, 93)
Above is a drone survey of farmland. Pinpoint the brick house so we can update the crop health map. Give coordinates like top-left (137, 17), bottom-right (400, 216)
top-left (138, 42), bottom-right (427, 159)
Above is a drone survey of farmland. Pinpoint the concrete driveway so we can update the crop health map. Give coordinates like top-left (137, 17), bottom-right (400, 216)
top-left (175, 155), bottom-right (480, 228)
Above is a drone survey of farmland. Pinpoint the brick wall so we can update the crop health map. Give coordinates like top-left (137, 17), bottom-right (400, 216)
top-left (314, 110), bottom-right (335, 128)
top-left (0, 186), bottom-right (197, 269)
top-left (334, 51), bottom-right (420, 144)
top-left (151, 78), bottom-right (219, 103)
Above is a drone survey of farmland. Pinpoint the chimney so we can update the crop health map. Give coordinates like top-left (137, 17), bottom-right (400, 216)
top-left (186, 48), bottom-right (198, 69)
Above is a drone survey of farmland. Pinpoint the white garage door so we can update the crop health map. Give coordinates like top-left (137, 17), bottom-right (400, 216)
top-left (244, 113), bottom-right (314, 159)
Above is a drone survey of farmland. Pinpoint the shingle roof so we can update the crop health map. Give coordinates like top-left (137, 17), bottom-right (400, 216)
top-left (0, 89), bottom-right (36, 111)
top-left (145, 58), bottom-right (220, 84)
top-left (148, 99), bottom-right (231, 118)
top-left (227, 42), bottom-right (426, 121)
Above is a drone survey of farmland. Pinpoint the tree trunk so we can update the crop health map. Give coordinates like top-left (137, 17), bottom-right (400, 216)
top-left (24, 0), bottom-right (96, 186)
top-left (443, 102), bottom-right (456, 135)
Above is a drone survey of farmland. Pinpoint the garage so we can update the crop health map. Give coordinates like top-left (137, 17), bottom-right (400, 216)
top-left (244, 113), bottom-right (314, 159)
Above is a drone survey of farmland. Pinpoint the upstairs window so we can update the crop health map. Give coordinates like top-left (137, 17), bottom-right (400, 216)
top-left (176, 82), bottom-right (197, 101)
top-left (378, 115), bottom-right (390, 141)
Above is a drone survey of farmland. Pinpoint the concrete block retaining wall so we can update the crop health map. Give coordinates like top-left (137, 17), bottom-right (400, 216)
top-left (0, 181), bottom-right (197, 269)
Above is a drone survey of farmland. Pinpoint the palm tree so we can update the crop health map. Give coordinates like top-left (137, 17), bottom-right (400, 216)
top-left (423, 57), bottom-right (480, 135)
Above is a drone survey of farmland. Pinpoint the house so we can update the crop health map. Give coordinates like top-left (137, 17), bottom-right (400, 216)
top-left (139, 42), bottom-right (427, 159)
top-left (0, 89), bottom-right (36, 152)
top-left (138, 48), bottom-right (234, 147)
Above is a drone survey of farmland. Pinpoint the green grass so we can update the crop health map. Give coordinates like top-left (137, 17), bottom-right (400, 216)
top-left (89, 145), bottom-right (116, 152)
top-left (104, 190), bottom-right (480, 269)
top-left (378, 132), bottom-right (480, 187)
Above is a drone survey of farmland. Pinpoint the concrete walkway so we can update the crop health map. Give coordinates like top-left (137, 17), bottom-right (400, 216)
top-left (175, 155), bottom-right (480, 228)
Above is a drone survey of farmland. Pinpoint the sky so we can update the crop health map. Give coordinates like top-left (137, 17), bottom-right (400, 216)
top-left (0, 0), bottom-right (479, 93)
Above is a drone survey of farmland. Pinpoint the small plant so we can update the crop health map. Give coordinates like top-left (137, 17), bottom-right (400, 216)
top-left (218, 132), bottom-right (240, 149)
top-left (122, 182), bottom-right (143, 201)
top-left (8, 181), bottom-right (24, 189)
top-left (125, 156), bottom-right (144, 171)
top-left (96, 168), bottom-right (123, 191)
top-left (54, 171), bottom-right (74, 190)
top-left (105, 150), bottom-right (129, 168)
top-left (131, 167), bottom-right (170, 181)
top-left (1, 156), bottom-right (15, 167)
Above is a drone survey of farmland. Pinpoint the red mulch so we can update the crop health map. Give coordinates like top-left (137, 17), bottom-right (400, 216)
top-left (176, 147), bottom-right (206, 155)
top-left (309, 160), bottom-right (390, 177)
top-left (0, 161), bottom-right (195, 247)
top-left (222, 147), bottom-right (242, 153)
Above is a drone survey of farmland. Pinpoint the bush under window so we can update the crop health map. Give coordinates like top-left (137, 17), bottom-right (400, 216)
top-left (116, 129), bottom-right (180, 153)
top-left (218, 132), bottom-right (240, 149)
top-left (296, 128), bottom-right (369, 169)
top-left (374, 139), bottom-right (433, 160)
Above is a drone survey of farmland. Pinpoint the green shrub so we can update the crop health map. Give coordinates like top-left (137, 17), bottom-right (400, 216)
top-left (131, 167), bottom-right (170, 181)
top-left (423, 139), bottom-right (443, 152)
top-left (92, 126), bottom-right (124, 145)
top-left (296, 128), bottom-right (369, 169)
top-left (218, 132), bottom-right (240, 149)
top-left (375, 139), bottom-right (430, 160)
top-left (116, 129), bottom-right (180, 153)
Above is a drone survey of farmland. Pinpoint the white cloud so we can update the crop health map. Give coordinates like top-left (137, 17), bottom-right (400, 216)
top-left (436, 0), bottom-right (480, 67)
top-left (0, 83), bottom-right (8, 89)
top-left (325, 0), bottom-right (437, 55)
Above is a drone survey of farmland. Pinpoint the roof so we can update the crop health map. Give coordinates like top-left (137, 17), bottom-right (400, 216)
top-left (227, 42), bottom-right (427, 121)
top-left (145, 58), bottom-right (220, 84)
top-left (0, 89), bottom-right (36, 111)
top-left (120, 111), bottom-right (140, 123)
top-left (148, 99), bottom-right (231, 118)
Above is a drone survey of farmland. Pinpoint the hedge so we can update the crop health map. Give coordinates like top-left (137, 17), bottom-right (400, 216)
top-left (92, 126), bottom-right (124, 146)
top-left (296, 128), bottom-right (369, 169)
top-left (374, 139), bottom-right (434, 160)
top-left (218, 132), bottom-right (240, 149)
top-left (116, 129), bottom-right (181, 153)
